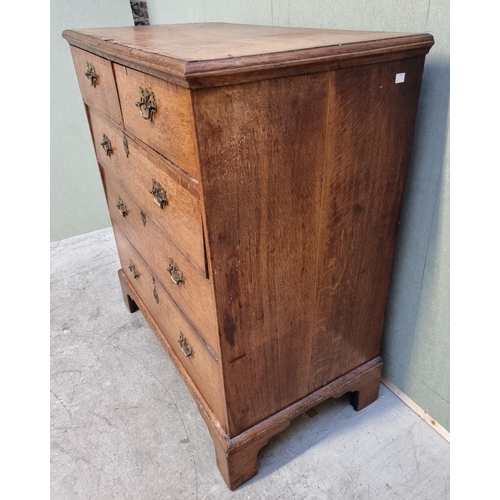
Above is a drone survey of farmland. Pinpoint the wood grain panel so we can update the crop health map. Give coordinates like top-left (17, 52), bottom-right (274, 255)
top-left (70, 46), bottom-right (122, 124)
top-left (64, 25), bottom-right (434, 89)
top-left (87, 108), bottom-right (206, 276)
top-left (100, 166), bottom-right (219, 357)
top-left (193, 73), bottom-right (330, 437)
top-left (113, 63), bottom-right (199, 177)
top-left (66, 24), bottom-right (427, 64)
top-left (113, 226), bottom-right (227, 428)
top-left (309, 57), bottom-right (426, 390)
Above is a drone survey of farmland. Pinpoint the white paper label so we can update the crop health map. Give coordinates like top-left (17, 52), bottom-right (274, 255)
top-left (395, 73), bottom-right (405, 84)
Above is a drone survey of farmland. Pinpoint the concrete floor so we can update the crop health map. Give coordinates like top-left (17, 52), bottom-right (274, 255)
top-left (51, 227), bottom-right (450, 500)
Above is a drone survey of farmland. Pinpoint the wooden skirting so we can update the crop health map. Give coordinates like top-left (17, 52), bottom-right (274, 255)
top-left (381, 377), bottom-right (450, 443)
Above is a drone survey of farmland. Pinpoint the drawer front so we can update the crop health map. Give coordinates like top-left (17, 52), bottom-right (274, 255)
top-left (101, 166), bottom-right (220, 358)
top-left (88, 109), bottom-right (206, 276)
top-left (70, 46), bottom-right (122, 125)
top-left (113, 63), bottom-right (199, 179)
top-left (113, 226), bottom-right (225, 423)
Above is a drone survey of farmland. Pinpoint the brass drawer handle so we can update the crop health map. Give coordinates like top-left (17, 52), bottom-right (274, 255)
top-left (100, 134), bottom-right (112, 157)
top-left (85, 62), bottom-right (97, 87)
top-left (116, 198), bottom-right (128, 217)
top-left (128, 260), bottom-right (139, 279)
top-left (135, 87), bottom-right (156, 121)
top-left (167, 259), bottom-right (184, 285)
top-left (150, 179), bottom-right (168, 209)
top-left (178, 332), bottom-right (193, 357)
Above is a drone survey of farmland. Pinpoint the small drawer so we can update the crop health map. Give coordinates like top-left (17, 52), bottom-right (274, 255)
top-left (113, 226), bottom-right (225, 424)
top-left (113, 63), bottom-right (199, 179)
top-left (88, 109), bottom-right (206, 276)
top-left (101, 167), bottom-right (220, 358)
top-left (70, 46), bottom-right (122, 125)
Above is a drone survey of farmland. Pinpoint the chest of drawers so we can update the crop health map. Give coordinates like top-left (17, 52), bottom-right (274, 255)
top-left (63, 23), bottom-right (433, 489)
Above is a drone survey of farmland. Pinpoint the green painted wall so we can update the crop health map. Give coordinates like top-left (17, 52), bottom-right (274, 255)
top-left (50, 0), bottom-right (133, 241)
top-left (51, 0), bottom-right (449, 430)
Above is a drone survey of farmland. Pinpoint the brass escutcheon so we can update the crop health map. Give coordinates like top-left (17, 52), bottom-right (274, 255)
top-left (135, 87), bottom-right (157, 121)
top-left (178, 332), bottom-right (193, 357)
top-left (85, 62), bottom-right (97, 87)
top-left (123, 135), bottom-right (129, 158)
top-left (116, 198), bottom-right (128, 217)
top-left (128, 260), bottom-right (139, 279)
top-left (167, 258), bottom-right (184, 285)
top-left (150, 179), bottom-right (168, 209)
top-left (101, 134), bottom-right (112, 156)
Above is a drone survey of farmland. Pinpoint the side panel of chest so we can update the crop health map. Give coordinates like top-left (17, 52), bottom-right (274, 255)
top-left (193, 74), bottom-right (330, 436)
top-left (309, 56), bottom-right (426, 391)
top-left (193, 57), bottom-right (426, 437)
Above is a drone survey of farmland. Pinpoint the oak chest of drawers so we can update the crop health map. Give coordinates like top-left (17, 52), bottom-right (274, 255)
top-left (63, 23), bottom-right (434, 489)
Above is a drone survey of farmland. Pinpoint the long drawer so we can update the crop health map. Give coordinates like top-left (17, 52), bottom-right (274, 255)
top-left (113, 226), bottom-right (226, 424)
top-left (88, 108), bottom-right (206, 276)
top-left (100, 165), bottom-right (220, 358)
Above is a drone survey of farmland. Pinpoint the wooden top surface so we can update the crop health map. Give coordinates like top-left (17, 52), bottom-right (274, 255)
top-left (63, 23), bottom-right (434, 88)
top-left (64, 23), bottom-right (428, 61)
